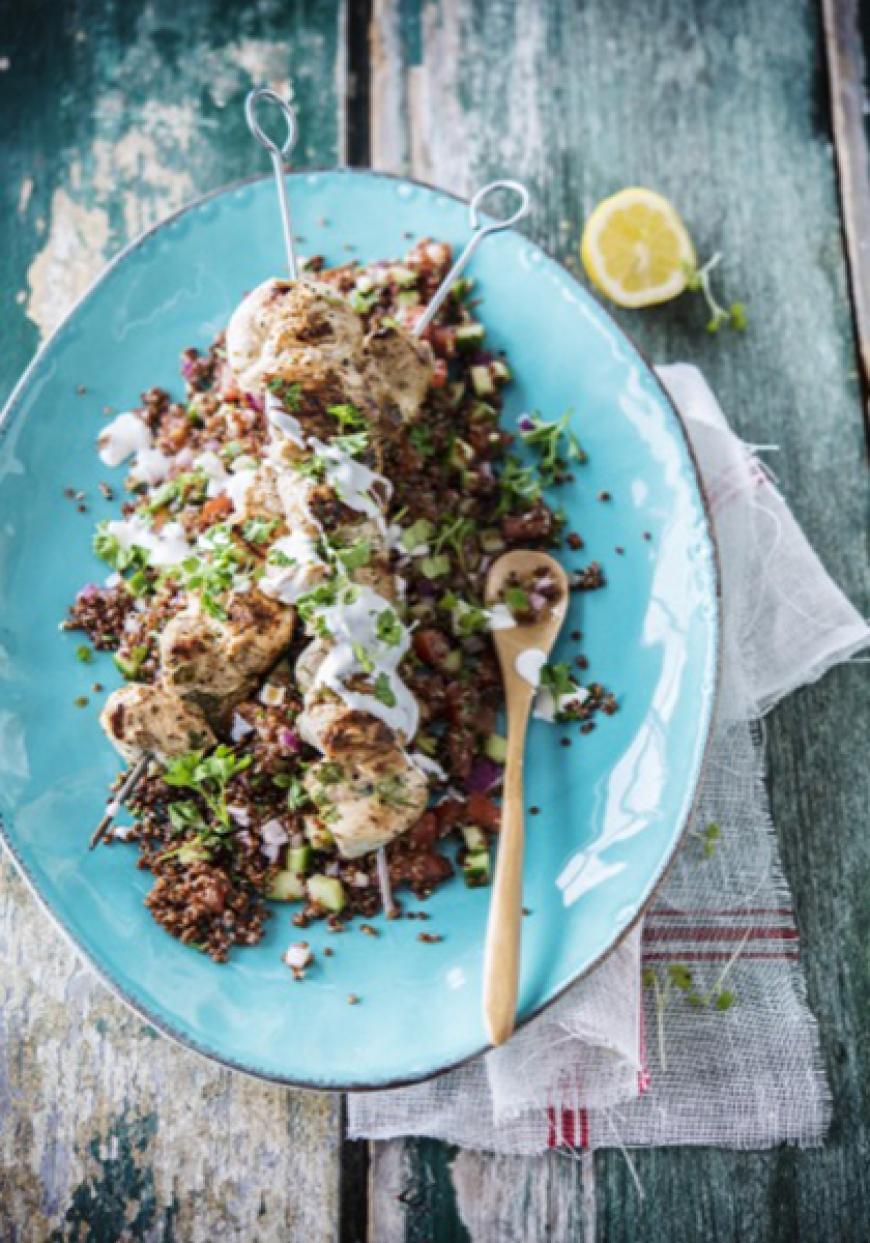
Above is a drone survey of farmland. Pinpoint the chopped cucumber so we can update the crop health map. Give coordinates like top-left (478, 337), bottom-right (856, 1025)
top-left (267, 870), bottom-right (306, 902)
top-left (177, 842), bottom-right (209, 866)
top-left (462, 849), bottom-right (491, 888)
top-left (455, 323), bottom-right (485, 352)
top-left (286, 845), bottom-right (312, 875)
top-left (390, 264), bottom-right (418, 288)
top-left (446, 379), bottom-right (466, 409)
top-left (449, 438), bottom-right (474, 470)
top-left (491, 359), bottom-right (512, 384)
top-left (480, 529), bottom-right (506, 554)
top-left (420, 553), bottom-right (451, 579)
top-left (470, 365), bottom-right (495, 397)
top-left (304, 818), bottom-right (336, 851)
top-left (396, 289), bottom-right (420, 307)
top-left (442, 649), bottom-right (462, 673)
top-left (461, 825), bottom-right (487, 852)
top-left (485, 733), bottom-right (508, 763)
top-left (307, 874), bottom-right (346, 913)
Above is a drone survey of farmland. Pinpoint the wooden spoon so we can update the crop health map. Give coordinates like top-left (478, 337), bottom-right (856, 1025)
top-left (483, 550), bottom-right (570, 1045)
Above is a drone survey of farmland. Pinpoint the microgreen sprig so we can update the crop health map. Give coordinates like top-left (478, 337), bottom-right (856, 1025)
top-left (684, 255), bottom-right (747, 334)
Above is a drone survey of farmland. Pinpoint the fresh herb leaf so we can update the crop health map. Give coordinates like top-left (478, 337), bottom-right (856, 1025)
top-left (242, 517), bottom-right (279, 545)
top-left (327, 402), bottom-right (366, 431)
top-left (376, 608), bottom-right (403, 646)
top-left (75, 644), bottom-right (93, 664)
top-left (519, 412), bottom-right (586, 485)
top-left (267, 378), bottom-right (303, 410)
top-left (373, 672), bottom-right (397, 708)
top-left (335, 537), bottom-right (372, 572)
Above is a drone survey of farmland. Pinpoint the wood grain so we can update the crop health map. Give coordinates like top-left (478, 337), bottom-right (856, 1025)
top-left (366, 1), bottom-right (870, 1240)
top-left (822, 0), bottom-right (870, 433)
top-left (0, 2), bottom-right (345, 1237)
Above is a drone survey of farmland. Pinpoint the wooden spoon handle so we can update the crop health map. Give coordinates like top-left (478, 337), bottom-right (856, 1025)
top-left (482, 703), bottom-right (530, 1046)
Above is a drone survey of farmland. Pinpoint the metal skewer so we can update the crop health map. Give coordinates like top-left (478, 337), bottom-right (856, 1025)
top-left (412, 179), bottom-right (531, 338)
top-left (90, 753), bottom-right (149, 849)
top-left (245, 87), bottom-right (300, 281)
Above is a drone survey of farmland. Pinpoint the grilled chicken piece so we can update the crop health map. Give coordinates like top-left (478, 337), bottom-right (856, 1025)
top-left (100, 683), bottom-right (215, 764)
top-left (304, 749), bottom-right (428, 859)
top-left (160, 592), bottom-right (295, 698)
top-left (226, 278), bottom-right (363, 394)
top-left (298, 690), bottom-right (396, 761)
top-left (361, 324), bottom-right (432, 421)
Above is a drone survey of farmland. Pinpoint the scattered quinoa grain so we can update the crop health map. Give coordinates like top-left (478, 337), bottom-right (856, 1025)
top-left (575, 655), bottom-right (589, 670)
top-left (566, 532), bottom-right (584, 550)
top-left (615, 546), bottom-right (624, 555)
top-left (580, 721), bottom-right (596, 735)
top-left (560, 737), bottom-right (572, 748)
top-left (643, 531), bottom-right (652, 541)
top-left (529, 806), bottom-right (540, 816)
top-left (323, 946), bottom-right (334, 957)
top-left (75, 384), bottom-right (87, 395)
top-left (417, 932), bottom-right (443, 944)
top-left (347, 993), bottom-right (359, 1005)
top-left (73, 696), bottom-right (88, 708)
top-left (597, 490), bottom-right (611, 502)
top-left (360, 923), bottom-right (378, 937)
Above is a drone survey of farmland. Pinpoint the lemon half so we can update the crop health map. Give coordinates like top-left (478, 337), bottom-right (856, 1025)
top-left (581, 188), bottom-right (696, 308)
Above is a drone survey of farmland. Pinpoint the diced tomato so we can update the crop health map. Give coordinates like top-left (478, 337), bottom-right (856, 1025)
top-left (428, 326), bottom-right (457, 359)
top-left (466, 791), bottom-right (501, 831)
top-left (199, 495), bottom-right (234, 527)
top-left (412, 627), bottom-right (452, 668)
top-left (434, 797), bottom-right (465, 834)
top-left (408, 812), bottom-right (439, 850)
top-left (429, 358), bottom-right (449, 388)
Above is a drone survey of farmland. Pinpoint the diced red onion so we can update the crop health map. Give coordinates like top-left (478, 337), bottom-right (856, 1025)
top-left (77, 583), bottom-right (100, 601)
top-left (325, 861), bottom-right (340, 877)
top-left (231, 713), bottom-right (255, 742)
top-left (244, 392), bottom-right (264, 414)
top-left (278, 727), bottom-right (302, 753)
top-left (467, 757), bottom-right (504, 794)
top-left (261, 818), bottom-right (289, 848)
top-left (529, 591), bottom-right (547, 612)
top-left (283, 942), bottom-right (313, 970)
top-left (180, 357), bottom-right (196, 379)
top-left (227, 804), bottom-right (251, 827)
top-left (518, 414), bottom-right (534, 432)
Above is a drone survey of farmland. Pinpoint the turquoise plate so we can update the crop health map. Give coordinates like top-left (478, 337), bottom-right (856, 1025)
top-left (0, 171), bottom-right (719, 1089)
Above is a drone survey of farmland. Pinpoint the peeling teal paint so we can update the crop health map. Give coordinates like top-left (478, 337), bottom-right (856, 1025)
top-left (51, 1112), bottom-right (177, 1243)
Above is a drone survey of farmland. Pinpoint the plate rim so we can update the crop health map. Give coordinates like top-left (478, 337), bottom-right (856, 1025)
top-left (0, 167), bottom-right (722, 1091)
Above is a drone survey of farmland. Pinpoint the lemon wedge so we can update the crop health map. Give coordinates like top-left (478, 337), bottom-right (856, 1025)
top-left (580, 188), bottom-right (696, 308)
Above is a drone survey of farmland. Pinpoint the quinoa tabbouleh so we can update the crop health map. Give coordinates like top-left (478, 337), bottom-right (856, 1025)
top-left (64, 239), bottom-right (615, 963)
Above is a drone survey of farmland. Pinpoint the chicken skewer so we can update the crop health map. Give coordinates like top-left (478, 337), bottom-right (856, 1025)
top-left (92, 91), bottom-right (531, 921)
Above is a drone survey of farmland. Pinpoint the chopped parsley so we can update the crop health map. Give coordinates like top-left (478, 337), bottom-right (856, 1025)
top-left (376, 608), bottom-right (403, 646)
top-left (519, 412), bottom-right (586, 485)
top-left (75, 644), bottom-right (94, 664)
top-left (327, 402), bottom-right (366, 431)
top-left (242, 517), bottom-right (280, 545)
top-left (373, 672), bottom-right (397, 708)
top-left (334, 537), bottom-right (372, 572)
top-left (267, 378), bottom-right (303, 410)
top-left (496, 456), bottom-right (542, 514)
top-left (93, 524), bottom-right (149, 573)
top-left (163, 744), bottom-right (252, 835)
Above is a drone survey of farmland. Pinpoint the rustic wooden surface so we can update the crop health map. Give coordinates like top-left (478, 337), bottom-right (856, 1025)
top-left (1, 0), bottom-right (868, 1240)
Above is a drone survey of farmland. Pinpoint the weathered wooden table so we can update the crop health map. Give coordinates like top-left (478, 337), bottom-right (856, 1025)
top-left (1, 1), bottom-right (868, 1238)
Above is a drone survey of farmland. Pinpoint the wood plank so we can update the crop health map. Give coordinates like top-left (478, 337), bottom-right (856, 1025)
top-left (365, 1), bottom-right (870, 1240)
top-left (821, 0), bottom-right (870, 432)
top-left (0, 2), bottom-right (345, 1237)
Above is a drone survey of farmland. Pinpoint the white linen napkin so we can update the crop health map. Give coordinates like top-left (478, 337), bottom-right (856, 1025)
top-left (347, 365), bottom-right (869, 1154)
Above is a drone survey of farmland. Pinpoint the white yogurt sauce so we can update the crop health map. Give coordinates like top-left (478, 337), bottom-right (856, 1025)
top-left (311, 583), bottom-right (418, 740)
top-left (266, 392), bottom-right (306, 447)
top-left (487, 603), bottom-right (517, 631)
top-left (105, 514), bottom-right (192, 569)
top-left (515, 647), bottom-right (547, 689)
top-left (97, 412), bottom-right (151, 467)
top-left (309, 437), bottom-right (392, 535)
top-left (259, 532), bottom-right (327, 605)
top-left (128, 447), bottom-right (171, 486)
top-left (533, 684), bottom-right (589, 723)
